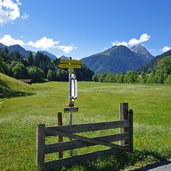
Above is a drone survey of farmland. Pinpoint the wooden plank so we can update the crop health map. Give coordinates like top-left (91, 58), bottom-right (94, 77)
top-left (45, 133), bottom-right (129, 154)
top-left (45, 120), bottom-right (129, 136)
top-left (128, 109), bottom-right (133, 152)
top-left (60, 59), bottom-right (82, 65)
top-left (120, 103), bottom-right (129, 146)
top-left (44, 146), bottom-right (129, 170)
top-left (45, 128), bottom-right (121, 148)
top-left (57, 112), bottom-right (63, 158)
top-left (36, 124), bottom-right (45, 169)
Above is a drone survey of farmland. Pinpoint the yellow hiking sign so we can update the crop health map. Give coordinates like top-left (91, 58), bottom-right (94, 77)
top-left (58, 59), bottom-right (82, 69)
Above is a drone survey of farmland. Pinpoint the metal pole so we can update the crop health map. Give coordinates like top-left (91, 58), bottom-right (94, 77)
top-left (69, 111), bottom-right (73, 156)
top-left (68, 58), bottom-right (73, 156)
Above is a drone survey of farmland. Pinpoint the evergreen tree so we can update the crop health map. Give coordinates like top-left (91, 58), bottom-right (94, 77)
top-left (27, 52), bottom-right (34, 66)
top-left (28, 66), bottom-right (44, 82)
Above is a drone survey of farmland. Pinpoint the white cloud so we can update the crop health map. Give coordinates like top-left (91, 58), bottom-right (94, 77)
top-left (27, 37), bottom-right (59, 50)
top-left (161, 46), bottom-right (171, 53)
top-left (21, 12), bottom-right (29, 20)
top-left (58, 45), bottom-right (77, 53)
top-left (0, 34), bottom-right (24, 46)
top-left (111, 33), bottom-right (151, 48)
top-left (112, 41), bottom-right (128, 47)
top-left (128, 33), bottom-right (151, 46)
top-left (0, 34), bottom-right (78, 54)
top-left (0, 0), bottom-right (21, 24)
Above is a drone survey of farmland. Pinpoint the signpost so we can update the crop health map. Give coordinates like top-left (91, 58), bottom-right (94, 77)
top-left (58, 58), bottom-right (82, 156)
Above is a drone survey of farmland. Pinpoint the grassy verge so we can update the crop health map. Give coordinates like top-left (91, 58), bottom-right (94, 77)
top-left (0, 82), bottom-right (171, 170)
top-left (0, 73), bottom-right (33, 98)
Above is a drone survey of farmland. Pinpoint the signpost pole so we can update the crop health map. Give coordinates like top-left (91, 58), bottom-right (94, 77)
top-left (68, 65), bottom-right (73, 156)
top-left (58, 58), bottom-right (82, 157)
top-left (69, 111), bottom-right (73, 156)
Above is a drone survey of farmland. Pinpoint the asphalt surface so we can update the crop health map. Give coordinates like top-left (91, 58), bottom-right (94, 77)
top-left (149, 163), bottom-right (171, 171)
top-left (132, 160), bottom-right (171, 171)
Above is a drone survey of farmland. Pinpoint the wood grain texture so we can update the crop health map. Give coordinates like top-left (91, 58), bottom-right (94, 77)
top-left (36, 124), bottom-right (45, 169)
top-left (45, 120), bottom-right (129, 136)
top-left (44, 147), bottom-right (129, 170)
top-left (45, 133), bottom-right (130, 154)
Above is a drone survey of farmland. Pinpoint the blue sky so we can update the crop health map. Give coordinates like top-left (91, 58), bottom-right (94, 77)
top-left (0, 0), bottom-right (171, 59)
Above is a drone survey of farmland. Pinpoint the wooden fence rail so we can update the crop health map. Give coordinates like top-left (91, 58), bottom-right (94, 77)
top-left (36, 103), bottom-right (133, 170)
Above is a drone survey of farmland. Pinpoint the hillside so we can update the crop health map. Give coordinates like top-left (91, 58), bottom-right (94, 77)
top-left (8, 45), bottom-right (31, 57)
top-left (0, 43), bottom-right (6, 49)
top-left (0, 43), bottom-right (57, 59)
top-left (0, 73), bottom-right (32, 98)
top-left (140, 49), bottom-right (171, 72)
top-left (38, 51), bottom-right (57, 59)
top-left (82, 45), bottom-right (148, 74)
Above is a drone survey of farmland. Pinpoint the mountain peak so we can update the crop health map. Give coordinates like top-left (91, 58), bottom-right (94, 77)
top-left (7, 44), bottom-right (30, 57)
top-left (103, 45), bottom-right (132, 56)
top-left (130, 45), bottom-right (154, 60)
top-left (82, 45), bottom-right (147, 74)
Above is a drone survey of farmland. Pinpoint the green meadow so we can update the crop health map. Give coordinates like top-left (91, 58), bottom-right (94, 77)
top-left (0, 79), bottom-right (171, 170)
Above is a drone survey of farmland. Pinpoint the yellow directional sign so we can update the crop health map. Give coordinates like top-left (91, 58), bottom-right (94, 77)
top-left (60, 60), bottom-right (82, 65)
top-left (58, 59), bottom-right (82, 69)
top-left (58, 64), bottom-right (82, 69)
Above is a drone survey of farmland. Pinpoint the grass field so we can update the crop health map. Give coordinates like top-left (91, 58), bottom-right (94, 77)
top-left (0, 73), bottom-right (32, 98)
top-left (0, 80), bottom-right (171, 170)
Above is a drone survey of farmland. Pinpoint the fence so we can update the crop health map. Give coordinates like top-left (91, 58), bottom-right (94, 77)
top-left (36, 103), bottom-right (133, 170)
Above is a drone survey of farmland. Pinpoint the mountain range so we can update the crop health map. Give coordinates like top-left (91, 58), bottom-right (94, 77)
top-left (140, 49), bottom-right (171, 72)
top-left (2, 42), bottom-right (170, 74)
top-left (82, 45), bottom-right (154, 73)
top-left (0, 43), bottom-right (58, 60)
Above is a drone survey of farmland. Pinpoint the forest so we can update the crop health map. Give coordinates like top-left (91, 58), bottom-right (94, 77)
top-left (93, 56), bottom-right (171, 84)
top-left (0, 47), bottom-right (94, 82)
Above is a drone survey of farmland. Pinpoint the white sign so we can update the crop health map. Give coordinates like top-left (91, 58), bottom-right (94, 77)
top-left (70, 73), bottom-right (77, 101)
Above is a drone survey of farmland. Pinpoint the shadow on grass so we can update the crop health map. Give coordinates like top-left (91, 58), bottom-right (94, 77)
top-left (70, 150), bottom-right (171, 171)
top-left (0, 80), bottom-right (34, 98)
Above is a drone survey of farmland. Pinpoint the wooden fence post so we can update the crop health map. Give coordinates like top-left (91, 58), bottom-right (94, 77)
top-left (120, 103), bottom-right (128, 146)
top-left (128, 109), bottom-right (133, 152)
top-left (36, 124), bottom-right (45, 170)
top-left (57, 112), bottom-right (63, 158)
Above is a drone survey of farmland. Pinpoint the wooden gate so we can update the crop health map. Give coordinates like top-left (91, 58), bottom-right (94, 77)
top-left (36, 103), bottom-right (133, 170)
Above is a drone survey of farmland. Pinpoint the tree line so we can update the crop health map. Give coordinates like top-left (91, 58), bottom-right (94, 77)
top-left (93, 56), bottom-right (171, 84)
top-left (0, 47), bottom-right (94, 82)
top-left (1, 46), bottom-right (170, 85)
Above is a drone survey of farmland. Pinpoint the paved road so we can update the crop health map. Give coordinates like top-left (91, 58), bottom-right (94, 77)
top-left (149, 163), bottom-right (171, 171)
top-left (132, 160), bottom-right (171, 171)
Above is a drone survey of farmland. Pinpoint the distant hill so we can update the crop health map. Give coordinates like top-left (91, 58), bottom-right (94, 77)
top-left (130, 45), bottom-right (154, 60)
top-left (59, 55), bottom-right (71, 60)
top-left (0, 43), bottom-right (58, 59)
top-left (38, 51), bottom-right (57, 60)
top-left (8, 45), bottom-right (31, 57)
top-left (0, 43), bottom-right (6, 49)
top-left (0, 73), bottom-right (32, 98)
top-left (82, 45), bottom-right (148, 74)
top-left (140, 49), bottom-right (171, 72)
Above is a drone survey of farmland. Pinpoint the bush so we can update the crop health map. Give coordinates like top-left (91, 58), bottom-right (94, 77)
top-left (164, 75), bottom-right (171, 84)
top-left (47, 70), bottom-right (53, 81)
top-left (28, 66), bottom-right (44, 82)
top-left (12, 63), bottom-right (28, 79)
